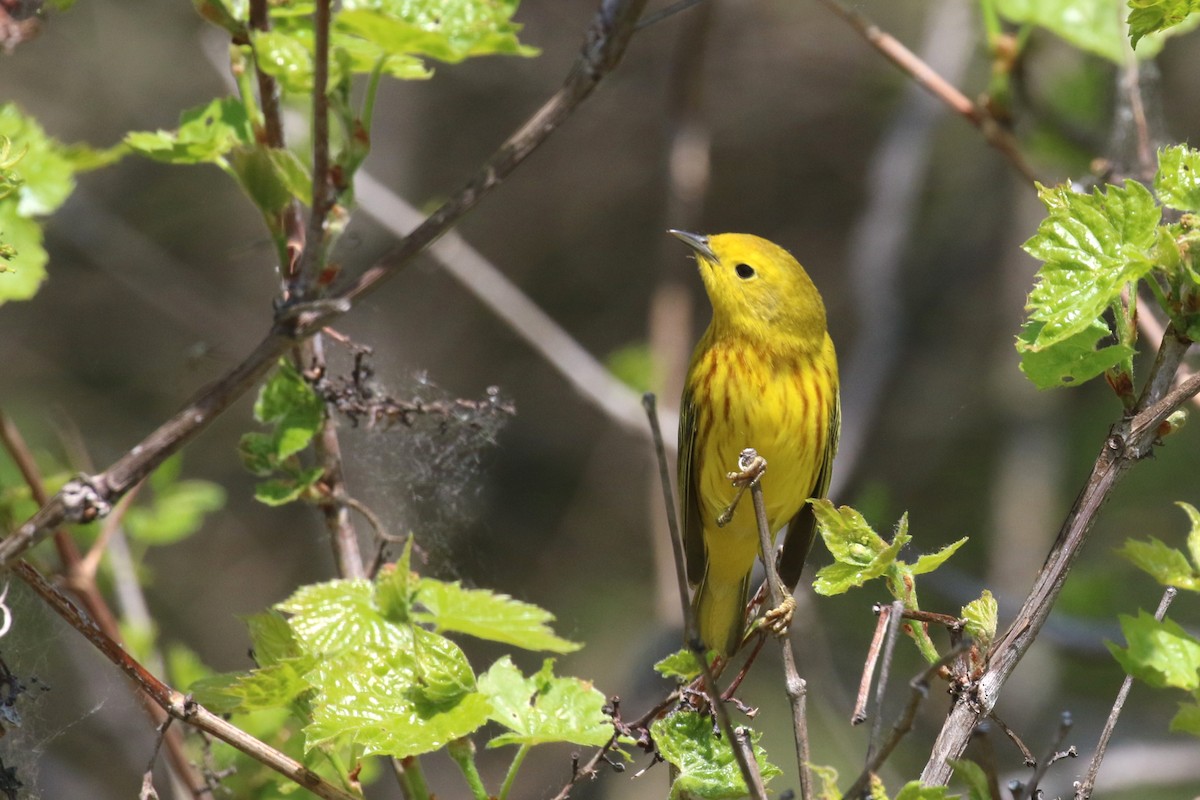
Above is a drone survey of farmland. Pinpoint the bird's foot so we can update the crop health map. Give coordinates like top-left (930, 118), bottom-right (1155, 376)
top-left (764, 595), bottom-right (796, 636)
top-left (726, 448), bottom-right (767, 487)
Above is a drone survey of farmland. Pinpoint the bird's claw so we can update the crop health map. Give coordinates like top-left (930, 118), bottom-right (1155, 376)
top-left (726, 448), bottom-right (767, 488)
top-left (764, 595), bottom-right (796, 636)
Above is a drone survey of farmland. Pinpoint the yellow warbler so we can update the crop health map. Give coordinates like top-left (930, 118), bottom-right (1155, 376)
top-left (673, 230), bottom-right (840, 656)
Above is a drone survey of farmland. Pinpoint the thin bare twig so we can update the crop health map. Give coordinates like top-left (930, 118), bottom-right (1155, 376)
top-left (845, 643), bottom-right (969, 798)
top-left (922, 338), bottom-right (1198, 783)
top-left (643, 393), bottom-right (693, 642)
top-left (0, 411), bottom-right (205, 795)
top-left (853, 605), bottom-right (893, 725)
top-left (1020, 712), bottom-right (1075, 799)
top-left (732, 727), bottom-right (768, 799)
top-left (745, 451), bottom-right (811, 800)
top-left (990, 710), bottom-right (1036, 766)
top-left (815, 0), bottom-right (1038, 185)
top-left (13, 557), bottom-right (359, 800)
top-left (1076, 587), bottom-right (1178, 799)
top-left (865, 601), bottom-right (905, 771)
top-left (295, 0), bottom-right (333, 298)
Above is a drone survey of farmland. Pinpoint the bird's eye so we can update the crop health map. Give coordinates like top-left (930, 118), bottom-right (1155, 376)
top-left (735, 263), bottom-right (755, 279)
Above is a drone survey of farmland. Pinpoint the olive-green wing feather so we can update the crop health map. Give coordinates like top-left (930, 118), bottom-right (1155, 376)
top-left (779, 388), bottom-right (840, 590)
top-left (677, 384), bottom-right (707, 587)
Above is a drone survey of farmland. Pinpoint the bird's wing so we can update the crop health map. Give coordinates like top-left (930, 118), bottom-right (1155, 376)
top-left (678, 384), bottom-right (707, 587)
top-left (778, 387), bottom-right (840, 590)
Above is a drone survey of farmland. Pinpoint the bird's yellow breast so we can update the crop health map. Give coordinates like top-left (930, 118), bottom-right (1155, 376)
top-left (686, 331), bottom-right (837, 582)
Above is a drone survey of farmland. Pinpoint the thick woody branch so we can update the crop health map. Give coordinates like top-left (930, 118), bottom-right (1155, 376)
top-left (922, 354), bottom-right (1198, 783)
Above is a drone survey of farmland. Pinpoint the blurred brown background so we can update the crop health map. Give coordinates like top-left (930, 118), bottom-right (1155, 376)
top-left (3, 0), bottom-right (1200, 797)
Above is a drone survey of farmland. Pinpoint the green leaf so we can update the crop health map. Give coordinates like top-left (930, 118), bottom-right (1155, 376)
top-left (193, 659), bottom-right (314, 714)
top-left (653, 711), bottom-right (781, 800)
top-left (962, 590), bottom-right (999, 653)
top-left (894, 783), bottom-right (954, 800)
top-left (304, 646), bottom-right (492, 757)
top-left (1107, 610), bottom-right (1200, 690)
top-left (245, 611), bottom-right (302, 667)
top-left (909, 537), bottom-right (968, 575)
top-left (1154, 145), bottom-right (1200, 212)
top-left (654, 649), bottom-right (702, 682)
top-left (252, 30), bottom-right (315, 94)
top-left (996, 0), bottom-right (1200, 61)
top-left (0, 103), bottom-right (93, 303)
top-left (125, 98), bottom-right (253, 165)
top-left (811, 501), bottom-right (909, 595)
top-left (252, 467), bottom-right (323, 506)
top-left (0, 203), bottom-right (47, 302)
top-left (0, 104), bottom-right (77, 216)
top-left (1021, 180), bottom-right (1159, 350)
top-left (1116, 537), bottom-right (1200, 590)
top-left (238, 431), bottom-right (278, 475)
top-left (1179, 501), bottom-right (1200, 573)
top-left (605, 343), bottom-right (657, 394)
top-left (1128, 0), bottom-right (1200, 48)
top-left (278, 579), bottom-right (414, 655)
top-left (336, 0), bottom-right (539, 64)
top-left (376, 538), bottom-right (416, 623)
top-left (1169, 700), bottom-right (1200, 736)
top-left (229, 146), bottom-right (311, 214)
top-left (124, 472), bottom-right (226, 545)
top-left (254, 361), bottom-right (325, 459)
top-left (413, 579), bottom-right (581, 652)
top-left (1017, 319), bottom-right (1135, 389)
top-left (477, 656), bottom-right (611, 748)
top-left (411, 626), bottom-right (476, 707)
top-left (950, 759), bottom-right (992, 800)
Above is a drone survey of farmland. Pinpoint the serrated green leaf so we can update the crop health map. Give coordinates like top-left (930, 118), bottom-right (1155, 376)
top-left (0, 203), bottom-right (46, 302)
top-left (909, 537), bottom-right (968, 575)
top-left (653, 710), bottom-right (781, 800)
top-left (962, 590), bottom-right (998, 653)
top-left (654, 649), bottom-right (702, 682)
top-left (337, 0), bottom-right (538, 64)
top-left (376, 541), bottom-right (416, 622)
top-left (245, 611), bottom-right (301, 667)
top-left (1022, 180), bottom-right (1159, 350)
top-left (811, 501), bottom-right (909, 595)
top-left (477, 656), bottom-right (610, 748)
top-left (1108, 610), bottom-right (1200, 690)
top-left (1128, 0), bottom-right (1200, 48)
top-left (252, 30), bottom-right (314, 94)
top-left (1016, 318), bottom-right (1135, 389)
top-left (305, 647), bottom-right (491, 757)
top-left (254, 362), bottom-right (325, 459)
top-left (238, 431), bottom-right (278, 475)
top-left (950, 759), bottom-right (992, 800)
top-left (125, 98), bottom-right (253, 165)
top-left (253, 467), bottom-right (323, 506)
top-left (0, 103), bottom-right (77, 216)
top-left (1116, 537), bottom-right (1200, 590)
top-left (413, 579), bottom-right (580, 652)
top-left (1169, 700), bottom-right (1200, 736)
top-left (195, 659), bottom-right (314, 714)
top-left (411, 626), bottom-right (476, 707)
top-left (1154, 145), bottom-right (1200, 212)
top-left (1179, 501), bottom-right (1200, 573)
top-left (278, 579), bottom-right (414, 654)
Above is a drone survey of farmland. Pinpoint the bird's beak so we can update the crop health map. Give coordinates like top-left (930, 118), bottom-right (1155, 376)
top-left (668, 229), bottom-right (717, 263)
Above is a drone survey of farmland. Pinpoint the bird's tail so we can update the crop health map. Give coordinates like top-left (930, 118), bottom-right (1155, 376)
top-left (692, 570), bottom-right (752, 657)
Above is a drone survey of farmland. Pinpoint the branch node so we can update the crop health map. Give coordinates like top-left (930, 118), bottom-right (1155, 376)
top-left (61, 475), bottom-right (111, 523)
